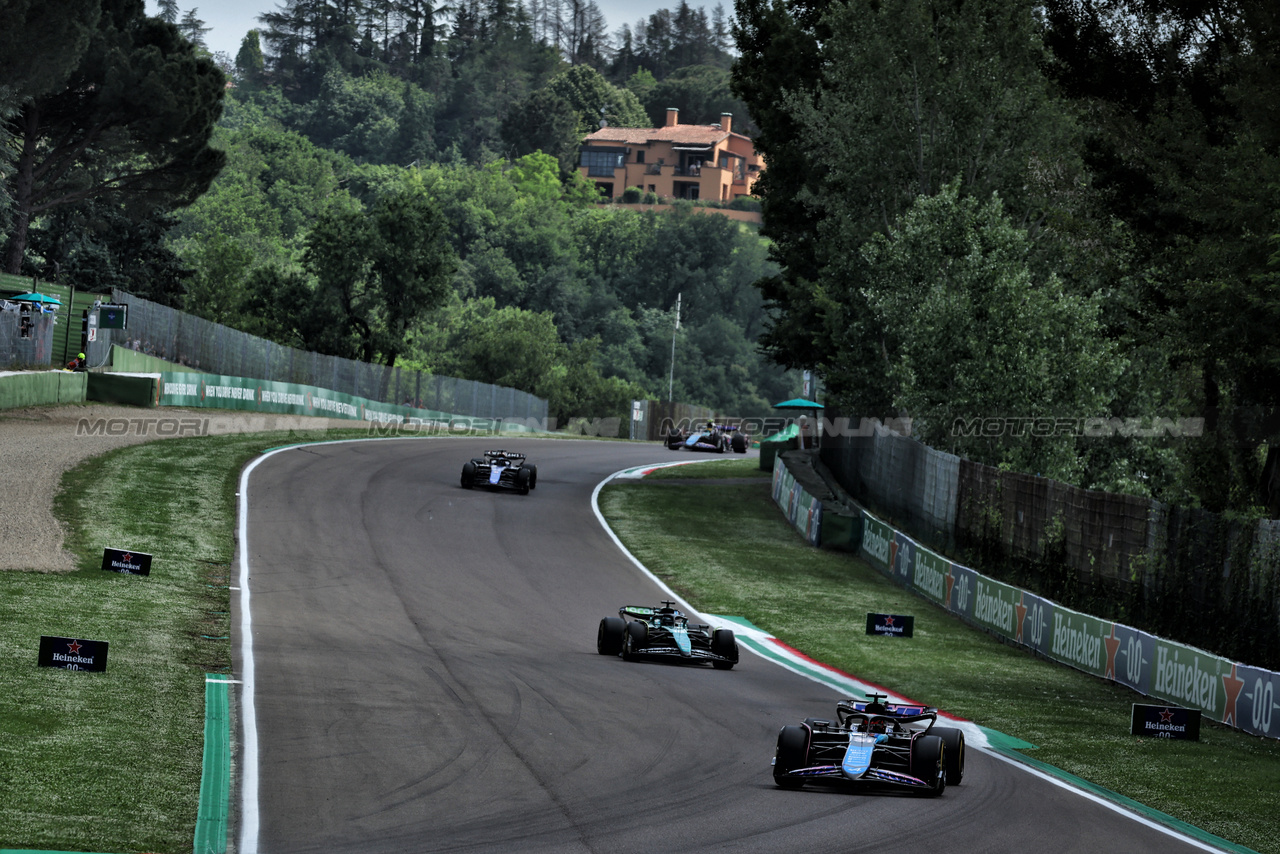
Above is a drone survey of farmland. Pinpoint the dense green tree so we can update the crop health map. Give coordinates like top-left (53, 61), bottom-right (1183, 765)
top-left (542, 64), bottom-right (649, 134)
top-left (235, 30), bottom-right (268, 89)
top-left (299, 188), bottom-right (456, 365)
top-left (156, 0), bottom-right (179, 24)
top-left (2, 0), bottom-right (226, 274)
top-left (499, 88), bottom-right (581, 173)
top-left (861, 183), bottom-right (1124, 483)
top-left (640, 64), bottom-right (751, 131)
top-left (0, 0), bottom-right (100, 107)
top-left (1041, 0), bottom-right (1280, 509)
top-left (733, 0), bottom-right (1081, 414)
top-left (178, 7), bottom-right (211, 48)
top-left (24, 200), bottom-right (192, 304)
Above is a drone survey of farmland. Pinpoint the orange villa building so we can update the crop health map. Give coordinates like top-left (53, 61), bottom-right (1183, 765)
top-left (577, 109), bottom-right (763, 202)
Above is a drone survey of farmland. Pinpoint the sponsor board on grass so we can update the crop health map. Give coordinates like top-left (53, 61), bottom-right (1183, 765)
top-left (38, 636), bottom-right (108, 672)
top-left (866, 613), bottom-right (914, 637)
top-left (1131, 704), bottom-right (1202, 740)
top-left (101, 547), bottom-right (151, 576)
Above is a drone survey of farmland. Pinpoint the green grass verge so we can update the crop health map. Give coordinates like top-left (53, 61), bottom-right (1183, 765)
top-left (598, 466), bottom-right (1280, 854)
top-left (0, 427), bottom-right (368, 854)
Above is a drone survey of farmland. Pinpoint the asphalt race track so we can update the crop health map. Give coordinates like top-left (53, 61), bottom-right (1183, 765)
top-left (236, 437), bottom-right (1214, 854)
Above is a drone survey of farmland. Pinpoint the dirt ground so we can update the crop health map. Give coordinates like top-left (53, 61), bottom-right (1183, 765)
top-left (0, 403), bottom-right (348, 571)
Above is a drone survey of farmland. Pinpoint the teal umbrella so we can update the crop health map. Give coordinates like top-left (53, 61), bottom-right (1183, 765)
top-left (772, 397), bottom-right (823, 409)
top-left (772, 398), bottom-right (823, 447)
top-left (10, 292), bottom-right (62, 305)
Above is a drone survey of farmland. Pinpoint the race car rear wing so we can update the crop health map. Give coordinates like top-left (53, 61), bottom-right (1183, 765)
top-left (483, 450), bottom-right (526, 461)
top-left (835, 698), bottom-right (938, 732)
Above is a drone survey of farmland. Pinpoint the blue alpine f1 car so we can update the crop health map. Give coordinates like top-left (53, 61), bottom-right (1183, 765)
top-left (665, 422), bottom-right (748, 453)
top-left (597, 601), bottom-right (738, 669)
top-left (772, 693), bottom-right (965, 796)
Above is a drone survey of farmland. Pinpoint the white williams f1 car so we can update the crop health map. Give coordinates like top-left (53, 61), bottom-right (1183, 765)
top-left (460, 450), bottom-right (537, 494)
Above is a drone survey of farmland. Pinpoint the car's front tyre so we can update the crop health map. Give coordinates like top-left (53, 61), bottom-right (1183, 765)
top-left (910, 735), bottom-right (946, 796)
top-left (773, 725), bottom-right (809, 789)
top-left (460, 461), bottom-right (476, 488)
top-left (711, 628), bottom-right (738, 670)
top-left (597, 617), bottom-right (625, 655)
top-left (933, 726), bottom-right (965, 785)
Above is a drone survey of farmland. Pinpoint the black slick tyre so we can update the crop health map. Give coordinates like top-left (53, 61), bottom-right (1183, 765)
top-left (773, 725), bottom-right (808, 789)
top-left (711, 628), bottom-right (738, 670)
top-left (597, 617), bottom-right (625, 655)
top-left (622, 620), bottom-right (648, 660)
top-left (460, 461), bottom-right (476, 488)
top-left (910, 735), bottom-right (946, 796)
top-left (933, 726), bottom-right (965, 785)
top-left (515, 467), bottom-right (531, 495)
top-left (525, 463), bottom-right (538, 489)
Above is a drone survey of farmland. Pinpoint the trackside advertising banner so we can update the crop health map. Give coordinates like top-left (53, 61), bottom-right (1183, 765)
top-left (856, 508), bottom-right (1280, 740)
top-left (770, 458), bottom-right (822, 546)
top-left (154, 372), bottom-right (538, 432)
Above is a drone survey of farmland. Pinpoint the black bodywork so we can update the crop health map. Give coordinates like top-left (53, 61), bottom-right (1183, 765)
top-left (460, 450), bottom-right (538, 494)
top-left (597, 601), bottom-right (739, 669)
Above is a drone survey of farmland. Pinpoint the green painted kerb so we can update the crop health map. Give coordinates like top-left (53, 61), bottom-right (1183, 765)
top-left (0, 678), bottom-right (232, 854)
top-left (195, 675), bottom-right (231, 854)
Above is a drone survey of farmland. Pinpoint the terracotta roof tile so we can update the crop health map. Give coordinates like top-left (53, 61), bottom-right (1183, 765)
top-left (583, 124), bottom-right (739, 146)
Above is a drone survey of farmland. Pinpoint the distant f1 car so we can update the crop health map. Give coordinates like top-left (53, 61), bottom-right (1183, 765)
top-left (460, 450), bottom-right (538, 494)
top-left (665, 422), bottom-right (748, 454)
top-left (597, 601), bottom-right (738, 669)
top-left (771, 693), bottom-right (965, 796)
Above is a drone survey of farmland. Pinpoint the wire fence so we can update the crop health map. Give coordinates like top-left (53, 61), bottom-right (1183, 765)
top-left (821, 411), bottom-right (1280, 669)
top-left (0, 310), bottom-right (55, 367)
top-left (111, 289), bottom-right (548, 423)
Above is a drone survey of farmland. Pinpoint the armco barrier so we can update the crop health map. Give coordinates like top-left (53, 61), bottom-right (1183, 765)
top-left (770, 451), bottom-right (1280, 741)
top-left (154, 371), bottom-right (542, 432)
top-left (0, 370), bottom-right (87, 409)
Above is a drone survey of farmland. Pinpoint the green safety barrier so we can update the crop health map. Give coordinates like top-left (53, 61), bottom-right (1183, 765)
top-left (0, 370), bottom-right (86, 410)
top-left (86, 371), bottom-right (157, 407)
top-left (155, 371), bottom-right (543, 432)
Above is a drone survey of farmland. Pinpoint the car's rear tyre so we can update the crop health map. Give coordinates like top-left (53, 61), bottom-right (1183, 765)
top-left (622, 620), bottom-right (648, 660)
top-left (460, 461), bottom-right (476, 488)
top-left (731, 433), bottom-right (748, 453)
top-left (597, 617), bottom-right (625, 655)
top-left (525, 463), bottom-right (538, 489)
top-left (933, 726), bottom-right (965, 785)
top-left (911, 735), bottom-right (946, 796)
top-left (773, 725), bottom-right (809, 789)
top-left (711, 628), bottom-right (738, 670)
top-left (515, 467), bottom-right (531, 495)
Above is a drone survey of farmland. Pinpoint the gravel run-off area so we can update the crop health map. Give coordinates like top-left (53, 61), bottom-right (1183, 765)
top-left (0, 403), bottom-right (349, 571)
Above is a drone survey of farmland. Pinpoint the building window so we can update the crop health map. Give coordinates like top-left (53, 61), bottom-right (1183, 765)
top-left (636, 150), bottom-right (645, 164)
top-left (581, 149), bottom-right (623, 177)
